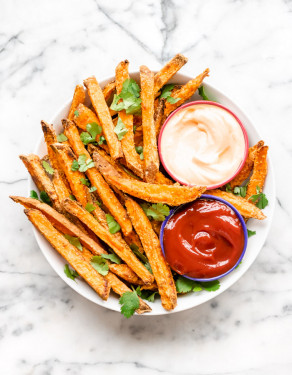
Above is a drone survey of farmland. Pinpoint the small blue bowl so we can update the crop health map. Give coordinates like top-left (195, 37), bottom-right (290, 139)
top-left (159, 194), bottom-right (248, 282)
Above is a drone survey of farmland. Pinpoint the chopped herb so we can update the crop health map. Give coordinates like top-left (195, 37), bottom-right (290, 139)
top-left (101, 253), bottom-right (121, 264)
top-left (200, 280), bottom-right (220, 291)
top-left (133, 125), bottom-right (137, 134)
top-left (57, 133), bottom-right (68, 142)
top-left (144, 261), bottom-right (153, 274)
top-left (42, 160), bottom-right (54, 175)
top-left (74, 110), bottom-right (79, 117)
top-left (114, 117), bottom-right (128, 141)
top-left (175, 276), bottom-right (220, 293)
top-left (135, 146), bottom-right (144, 160)
top-left (141, 203), bottom-right (170, 221)
top-left (249, 186), bottom-right (269, 209)
top-left (69, 194), bottom-right (76, 201)
top-left (90, 256), bottom-right (109, 276)
top-left (30, 190), bottom-right (39, 200)
top-left (85, 203), bottom-right (96, 213)
top-left (80, 177), bottom-right (90, 186)
top-left (160, 84), bottom-right (180, 104)
top-left (233, 186), bottom-right (247, 198)
top-left (64, 264), bottom-right (79, 281)
top-left (110, 78), bottom-right (141, 115)
top-left (106, 214), bottom-right (121, 234)
top-left (135, 286), bottom-right (157, 302)
top-left (89, 186), bottom-right (97, 193)
top-left (71, 160), bottom-right (79, 171)
top-left (225, 183), bottom-right (232, 193)
top-left (247, 229), bottom-right (256, 238)
top-left (71, 154), bottom-right (95, 172)
top-left (198, 86), bottom-right (210, 101)
top-left (130, 243), bottom-right (148, 263)
top-left (119, 290), bottom-right (140, 318)
top-left (80, 122), bottom-right (102, 145)
top-left (40, 191), bottom-right (51, 205)
top-left (98, 136), bottom-right (106, 145)
top-left (64, 234), bottom-right (83, 252)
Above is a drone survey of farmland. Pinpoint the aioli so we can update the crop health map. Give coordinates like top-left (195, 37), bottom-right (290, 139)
top-left (160, 103), bottom-right (246, 186)
top-left (163, 199), bottom-right (245, 279)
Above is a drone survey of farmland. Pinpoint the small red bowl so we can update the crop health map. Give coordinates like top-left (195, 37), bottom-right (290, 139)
top-left (158, 101), bottom-right (249, 190)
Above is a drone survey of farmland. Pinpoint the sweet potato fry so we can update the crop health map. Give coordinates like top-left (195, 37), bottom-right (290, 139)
top-left (10, 196), bottom-right (106, 254)
top-left (164, 68), bottom-right (210, 116)
top-left (154, 98), bottom-right (166, 137)
top-left (154, 54), bottom-right (188, 94)
top-left (25, 208), bottom-right (110, 300)
top-left (125, 196), bottom-right (177, 310)
top-left (19, 154), bottom-right (61, 211)
top-left (246, 146), bottom-right (268, 200)
top-left (52, 170), bottom-right (71, 203)
top-left (68, 84), bottom-right (85, 121)
top-left (109, 264), bottom-right (142, 284)
top-left (50, 143), bottom-right (91, 208)
top-left (230, 141), bottom-right (264, 188)
top-left (63, 198), bottom-right (154, 285)
top-left (116, 60), bottom-right (144, 178)
top-left (84, 76), bottom-right (122, 160)
top-left (140, 65), bottom-right (159, 182)
top-left (103, 80), bottom-right (116, 102)
top-left (206, 190), bottom-right (266, 220)
top-left (93, 151), bottom-right (206, 205)
top-left (155, 171), bottom-right (173, 185)
top-left (63, 119), bottom-right (132, 236)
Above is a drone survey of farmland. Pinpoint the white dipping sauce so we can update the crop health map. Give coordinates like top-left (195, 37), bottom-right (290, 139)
top-left (160, 103), bottom-right (246, 186)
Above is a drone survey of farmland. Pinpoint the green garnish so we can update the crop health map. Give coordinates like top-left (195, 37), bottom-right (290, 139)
top-left (247, 229), bottom-right (256, 238)
top-left (98, 136), bottom-right (106, 145)
top-left (249, 186), bottom-right (269, 209)
top-left (110, 78), bottom-right (141, 115)
top-left (74, 110), bottom-right (79, 117)
top-left (69, 194), bottom-right (76, 200)
top-left (90, 256), bottom-right (109, 276)
top-left (71, 154), bottom-right (95, 172)
top-left (198, 86), bottom-right (210, 101)
top-left (39, 191), bottom-right (51, 205)
top-left (141, 203), bottom-right (170, 221)
top-left (42, 160), bottom-right (54, 175)
top-left (106, 214), bottom-right (121, 234)
top-left (130, 244), bottom-right (152, 273)
top-left (57, 133), bottom-right (68, 142)
top-left (89, 186), bottom-right (97, 193)
top-left (64, 264), bottom-right (79, 281)
top-left (135, 286), bottom-right (158, 302)
top-left (64, 234), bottom-right (83, 252)
top-left (30, 190), bottom-right (39, 200)
top-left (101, 253), bottom-right (121, 264)
top-left (119, 290), bottom-right (140, 318)
top-left (225, 183), bottom-right (232, 193)
top-left (201, 280), bottom-right (220, 291)
top-left (233, 186), bottom-right (247, 198)
top-left (80, 122), bottom-right (102, 145)
top-left (160, 84), bottom-right (180, 104)
top-left (114, 117), bottom-right (128, 141)
top-left (85, 203), bottom-right (96, 213)
top-left (80, 177), bottom-right (90, 186)
top-left (175, 276), bottom-right (220, 293)
top-left (135, 146), bottom-right (144, 160)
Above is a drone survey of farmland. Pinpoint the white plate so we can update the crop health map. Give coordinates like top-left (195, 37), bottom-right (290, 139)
top-left (29, 72), bottom-right (275, 316)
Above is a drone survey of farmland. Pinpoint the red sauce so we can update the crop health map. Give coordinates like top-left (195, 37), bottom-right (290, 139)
top-left (163, 199), bottom-right (245, 279)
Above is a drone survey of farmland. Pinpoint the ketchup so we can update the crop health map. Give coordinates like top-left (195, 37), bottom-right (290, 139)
top-left (163, 199), bottom-right (245, 279)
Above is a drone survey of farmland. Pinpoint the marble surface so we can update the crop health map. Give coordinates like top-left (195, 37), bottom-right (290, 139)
top-left (1, 0), bottom-right (292, 374)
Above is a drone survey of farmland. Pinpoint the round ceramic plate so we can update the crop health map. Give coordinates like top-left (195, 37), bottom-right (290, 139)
top-left (29, 72), bottom-right (275, 316)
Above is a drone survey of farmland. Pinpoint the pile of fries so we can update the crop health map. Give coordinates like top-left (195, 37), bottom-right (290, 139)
top-left (11, 54), bottom-right (269, 316)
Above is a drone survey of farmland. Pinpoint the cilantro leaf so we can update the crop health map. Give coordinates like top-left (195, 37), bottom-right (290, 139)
top-left (233, 186), bottom-right (247, 197)
top-left (64, 264), bottom-right (79, 281)
top-left (98, 136), bottom-right (106, 145)
top-left (135, 286), bottom-right (157, 302)
top-left (57, 133), bottom-right (68, 142)
top-left (71, 160), bottom-right (79, 171)
top-left (114, 117), bottom-right (128, 141)
top-left (40, 191), bottom-right (51, 205)
top-left (85, 203), bottom-right (96, 213)
top-left (135, 146), bottom-right (144, 160)
top-left (89, 186), bottom-right (97, 193)
top-left (119, 290), bottom-right (140, 318)
top-left (144, 261), bottom-right (153, 274)
top-left (141, 203), bottom-right (170, 221)
top-left (90, 256), bottom-right (109, 276)
top-left (249, 186), bottom-right (269, 209)
top-left (69, 194), bottom-right (76, 200)
top-left (80, 177), bottom-right (90, 186)
top-left (80, 122), bottom-right (102, 145)
top-left (74, 110), bottom-right (79, 117)
top-left (72, 155), bottom-right (95, 172)
top-left (64, 234), bottom-right (83, 252)
top-left (80, 132), bottom-right (93, 145)
top-left (110, 79), bottom-right (141, 115)
top-left (130, 243), bottom-right (148, 263)
top-left (160, 84), bottom-right (180, 104)
top-left (106, 214), bottom-right (121, 234)
top-left (42, 160), bottom-right (54, 175)
top-left (225, 183), bottom-right (232, 193)
top-left (101, 253), bottom-right (121, 264)
top-left (30, 190), bottom-right (39, 200)
top-left (247, 229), bottom-right (256, 238)
top-left (198, 86), bottom-right (210, 101)
top-left (200, 280), bottom-right (220, 291)
top-left (176, 276), bottom-right (201, 293)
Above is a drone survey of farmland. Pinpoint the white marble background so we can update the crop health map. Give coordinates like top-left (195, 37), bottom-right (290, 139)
top-left (1, 0), bottom-right (292, 374)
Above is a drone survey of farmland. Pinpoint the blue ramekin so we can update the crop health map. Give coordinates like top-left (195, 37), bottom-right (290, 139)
top-left (159, 194), bottom-right (248, 282)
